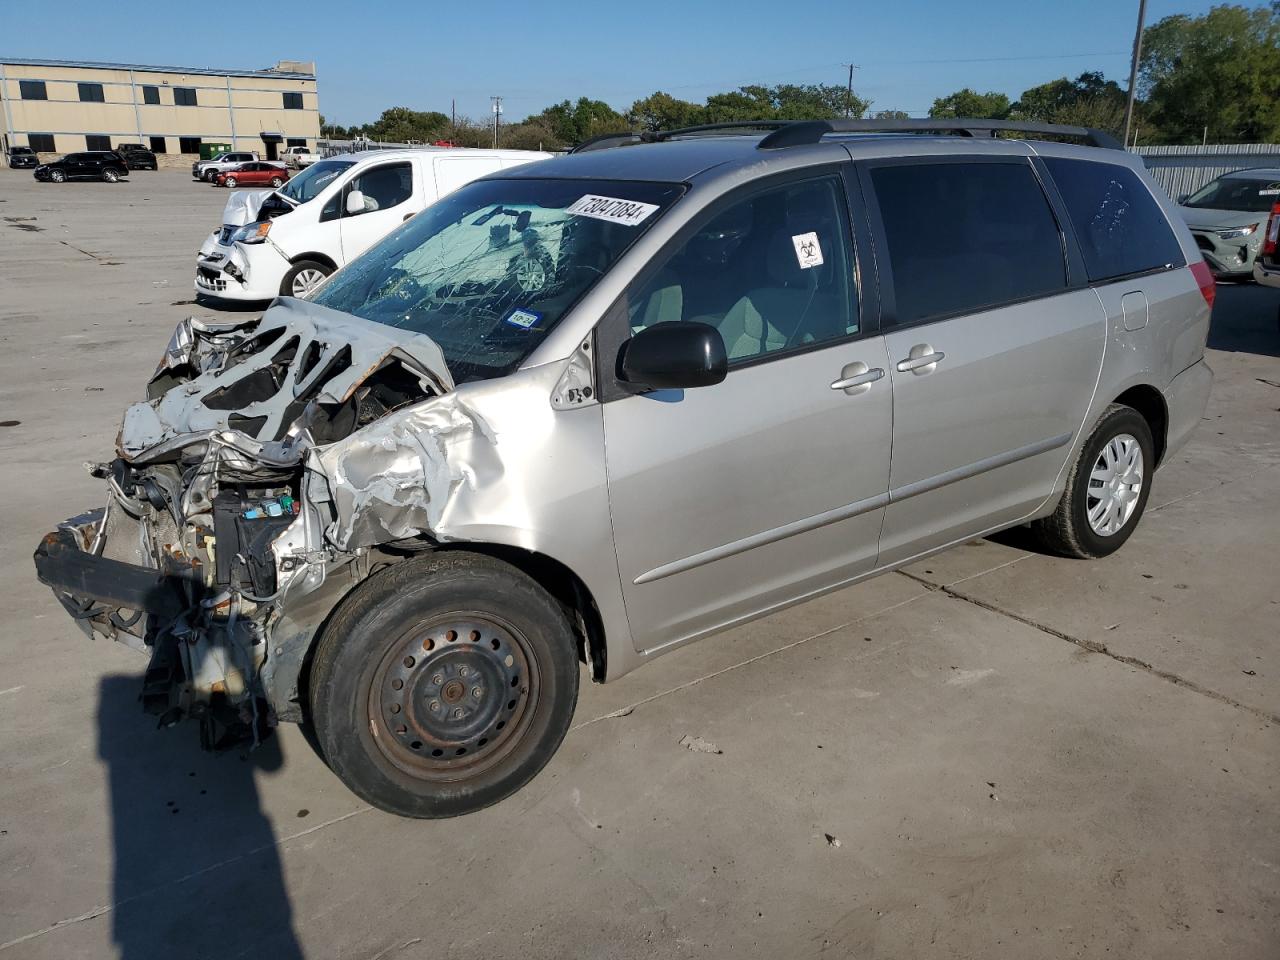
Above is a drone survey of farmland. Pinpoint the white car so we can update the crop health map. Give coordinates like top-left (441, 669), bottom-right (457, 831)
top-left (283, 145), bottom-right (318, 169)
top-left (195, 147), bottom-right (552, 301)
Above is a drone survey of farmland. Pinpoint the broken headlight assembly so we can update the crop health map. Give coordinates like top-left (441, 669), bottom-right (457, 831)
top-left (230, 220), bottom-right (272, 245)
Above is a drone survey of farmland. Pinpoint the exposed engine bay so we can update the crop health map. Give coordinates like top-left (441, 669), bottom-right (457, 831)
top-left (34, 297), bottom-right (494, 748)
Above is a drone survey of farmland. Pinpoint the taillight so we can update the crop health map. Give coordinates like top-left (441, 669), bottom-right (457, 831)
top-left (1262, 201), bottom-right (1280, 257)
top-left (1189, 260), bottom-right (1215, 310)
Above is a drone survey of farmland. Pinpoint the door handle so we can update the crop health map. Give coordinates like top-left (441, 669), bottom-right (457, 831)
top-left (402, 213), bottom-right (414, 221)
top-left (896, 350), bottom-right (945, 373)
top-left (830, 363), bottom-right (884, 395)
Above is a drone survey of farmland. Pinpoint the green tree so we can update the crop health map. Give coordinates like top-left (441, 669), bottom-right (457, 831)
top-left (872, 109), bottom-right (911, 120)
top-left (1139, 4), bottom-right (1280, 143)
top-left (1012, 71), bottom-right (1126, 136)
top-left (626, 91), bottom-right (706, 131)
top-left (928, 88), bottom-right (1012, 119)
top-left (366, 107), bottom-right (451, 143)
top-left (527, 98), bottom-right (624, 145)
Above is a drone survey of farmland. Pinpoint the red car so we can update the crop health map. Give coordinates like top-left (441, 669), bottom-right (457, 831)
top-left (216, 162), bottom-right (290, 188)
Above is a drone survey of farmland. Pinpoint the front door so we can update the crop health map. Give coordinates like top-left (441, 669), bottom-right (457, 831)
top-left (862, 157), bottom-right (1107, 564)
top-left (339, 161), bottom-right (416, 262)
top-left (601, 172), bottom-right (893, 653)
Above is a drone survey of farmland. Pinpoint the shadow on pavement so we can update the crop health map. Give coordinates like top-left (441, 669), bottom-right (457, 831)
top-left (1207, 281), bottom-right (1280, 357)
top-left (98, 675), bottom-right (304, 959)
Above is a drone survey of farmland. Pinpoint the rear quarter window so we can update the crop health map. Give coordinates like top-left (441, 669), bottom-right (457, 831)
top-left (1043, 157), bottom-right (1185, 283)
top-left (870, 160), bottom-right (1068, 326)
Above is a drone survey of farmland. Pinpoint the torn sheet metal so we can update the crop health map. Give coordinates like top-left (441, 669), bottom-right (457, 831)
top-left (312, 393), bottom-right (500, 550)
top-left (221, 189), bottom-right (274, 228)
top-left (120, 298), bottom-right (455, 459)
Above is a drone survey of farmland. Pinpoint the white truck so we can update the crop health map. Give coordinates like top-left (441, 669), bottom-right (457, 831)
top-left (192, 151), bottom-right (285, 183)
top-left (195, 146), bottom-right (552, 300)
top-left (283, 145), bottom-right (319, 169)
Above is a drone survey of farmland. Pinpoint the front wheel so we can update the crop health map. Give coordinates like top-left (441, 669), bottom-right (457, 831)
top-left (270, 176), bottom-right (283, 187)
top-left (224, 176), bottom-right (237, 188)
top-left (1032, 403), bottom-right (1155, 558)
top-left (281, 259), bottom-right (332, 298)
top-left (309, 552), bottom-right (580, 818)
top-left (203, 169), bottom-right (218, 182)
top-left (101, 168), bottom-right (120, 183)
top-left (49, 169), bottom-right (66, 183)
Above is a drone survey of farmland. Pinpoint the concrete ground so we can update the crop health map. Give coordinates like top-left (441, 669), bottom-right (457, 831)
top-left (0, 169), bottom-right (1276, 960)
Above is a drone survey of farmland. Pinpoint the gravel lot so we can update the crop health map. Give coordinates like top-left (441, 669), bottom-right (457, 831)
top-left (1, 168), bottom-right (1277, 960)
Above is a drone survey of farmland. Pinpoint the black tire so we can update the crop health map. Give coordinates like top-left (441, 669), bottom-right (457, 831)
top-left (102, 168), bottom-right (120, 183)
top-left (203, 168), bottom-right (219, 182)
top-left (270, 176), bottom-right (283, 187)
top-left (309, 552), bottom-right (580, 818)
top-left (1032, 403), bottom-right (1155, 559)
top-left (280, 259), bottom-right (332, 298)
top-left (49, 169), bottom-right (66, 183)
top-left (224, 176), bottom-right (237, 188)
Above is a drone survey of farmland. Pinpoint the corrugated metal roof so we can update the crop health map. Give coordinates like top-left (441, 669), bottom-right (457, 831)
top-left (0, 56), bottom-right (315, 80)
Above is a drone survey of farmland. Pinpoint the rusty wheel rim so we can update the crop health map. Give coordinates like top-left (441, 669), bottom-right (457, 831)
top-left (368, 614), bottom-right (538, 781)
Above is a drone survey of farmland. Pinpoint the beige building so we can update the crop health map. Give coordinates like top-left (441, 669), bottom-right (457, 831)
top-left (0, 57), bottom-right (319, 164)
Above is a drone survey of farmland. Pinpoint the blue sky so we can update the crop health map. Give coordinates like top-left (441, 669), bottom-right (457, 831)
top-left (1, 0), bottom-right (1246, 125)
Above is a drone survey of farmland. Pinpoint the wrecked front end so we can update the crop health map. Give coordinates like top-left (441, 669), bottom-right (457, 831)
top-left (33, 298), bottom-right (486, 748)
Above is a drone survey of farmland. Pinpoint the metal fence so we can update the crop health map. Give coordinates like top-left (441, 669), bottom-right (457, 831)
top-left (1135, 143), bottom-right (1280, 199)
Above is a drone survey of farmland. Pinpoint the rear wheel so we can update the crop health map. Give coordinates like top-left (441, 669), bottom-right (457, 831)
top-left (270, 176), bottom-right (283, 187)
top-left (309, 552), bottom-right (580, 818)
top-left (281, 259), bottom-right (331, 298)
top-left (102, 168), bottom-right (120, 183)
top-left (1032, 403), bottom-right (1154, 558)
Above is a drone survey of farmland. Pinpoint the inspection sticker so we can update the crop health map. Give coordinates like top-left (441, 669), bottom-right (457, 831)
top-left (566, 194), bottom-right (660, 227)
top-left (791, 232), bottom-right (824, 269)
top-left (505, 308), bottom-right (542, 329)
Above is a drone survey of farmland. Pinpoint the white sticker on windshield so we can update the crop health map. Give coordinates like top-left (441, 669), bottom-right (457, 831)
top-left (1260, 188), bottom-right (1280, 196)
top-left (566, 194), bottom-right (659, 227)
top-left (791, 232), bottom-right (824, 269)
top-left (505, 308), bottom-right (542, 329)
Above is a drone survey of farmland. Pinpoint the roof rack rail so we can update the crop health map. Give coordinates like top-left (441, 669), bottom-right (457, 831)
top-left (570, 121), bottom-right (795, 154)
top-left (757, 118), bottom-right (1123, 150)
top-left (569, 118), bottom-right (1123, 154)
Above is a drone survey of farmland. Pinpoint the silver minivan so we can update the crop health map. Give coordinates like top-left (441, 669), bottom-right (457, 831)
top-left (36, 120), bottom-right (1214, 817)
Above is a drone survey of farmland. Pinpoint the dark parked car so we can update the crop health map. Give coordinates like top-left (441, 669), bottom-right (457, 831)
top-left (33, 151), bottom-right (130, 183)
top-left (6, 146), bottom-right (39, 169)
top-left (116, 144), bottom-right (159, 170)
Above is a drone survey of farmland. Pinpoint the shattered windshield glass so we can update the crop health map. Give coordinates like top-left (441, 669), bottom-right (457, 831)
top-left (311, 178), bottom-right (684, 381)
top-left (278, 159), bottom-right (354, 203)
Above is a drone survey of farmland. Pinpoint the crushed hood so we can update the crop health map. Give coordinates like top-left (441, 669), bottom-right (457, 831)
top-left (220, 189), bottom-right (275, 227)
top-left (120, 298), bottom-right (454, 460)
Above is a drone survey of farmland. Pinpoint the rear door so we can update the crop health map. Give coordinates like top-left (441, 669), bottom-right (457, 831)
top-left (338, 161), bottom-right (416, 262)
top-left (862, 156), bottom-right (1107, 564)
top-left (601, 170), bottom-right (893, 653)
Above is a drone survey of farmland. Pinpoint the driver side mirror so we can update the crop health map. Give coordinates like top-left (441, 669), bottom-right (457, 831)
top-left (618, 321), bottom-right (728, 390)
top-left (345, 189), bottom-right (367, 215)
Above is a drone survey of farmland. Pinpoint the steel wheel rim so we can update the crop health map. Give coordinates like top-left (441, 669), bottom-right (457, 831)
top-left (368, 614), bottom-right (539, 782)
top-left (1087, 432), bottom-right (1143, 536)
top-left (291, 268), bottom-right (325, 296)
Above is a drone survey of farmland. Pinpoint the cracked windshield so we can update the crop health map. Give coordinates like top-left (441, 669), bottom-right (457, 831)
top-left (311, 178), bottom-right (684, 380)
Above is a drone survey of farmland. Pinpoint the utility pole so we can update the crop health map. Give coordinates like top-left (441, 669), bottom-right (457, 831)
top-left (490, 96), bottom-right (503, 148)
top-left (1122, 0), bottom-right (1148, 149)
top-left (842, 63), bottom-right (860, 118)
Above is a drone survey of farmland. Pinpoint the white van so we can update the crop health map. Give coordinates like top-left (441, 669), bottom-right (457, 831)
top-left (195, 147), bottom-right (552, 300)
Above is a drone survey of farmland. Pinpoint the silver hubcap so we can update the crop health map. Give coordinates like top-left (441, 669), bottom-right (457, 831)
top-left (1087, 433), bottom-right (1143, 536)
top-left (292, 268), bottom-right (326, 297)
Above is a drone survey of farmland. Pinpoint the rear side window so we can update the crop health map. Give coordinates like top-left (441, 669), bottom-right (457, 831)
top-left (1043, 157), bottom-right (1185, 283)
top-left (870, 161), bottom-right (1067, 325)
